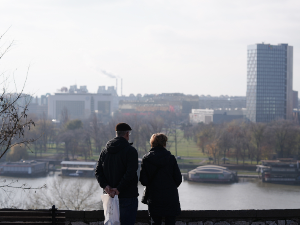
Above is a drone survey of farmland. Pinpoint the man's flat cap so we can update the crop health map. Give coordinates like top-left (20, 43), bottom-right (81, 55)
top-left (115, 123), bottom-right (132, 131)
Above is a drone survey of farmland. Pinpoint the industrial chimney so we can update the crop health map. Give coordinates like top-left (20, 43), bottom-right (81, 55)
top-left (116, 78), bottom-right (118, 95)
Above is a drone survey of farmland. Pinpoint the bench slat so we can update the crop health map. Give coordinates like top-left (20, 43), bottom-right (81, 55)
top-left (0, 217), bottom-right (65, 222)
top-left (0, 212), bottom-right (51, 217)
top-left (0, 222), bottom-right (65, 225)
top-left (0, 212), bottom-right (65, 217)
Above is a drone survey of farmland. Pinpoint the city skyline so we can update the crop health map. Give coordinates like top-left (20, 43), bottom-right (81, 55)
top-left (1, 1), bottom-right (300, 97)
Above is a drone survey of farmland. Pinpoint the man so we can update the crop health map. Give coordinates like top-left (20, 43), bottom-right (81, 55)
top-left (95, 122), bottom-right (139, 225)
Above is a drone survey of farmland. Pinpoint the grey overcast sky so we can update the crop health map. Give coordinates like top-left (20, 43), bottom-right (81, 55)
top-left (1, 0), bottom-right (300, 97)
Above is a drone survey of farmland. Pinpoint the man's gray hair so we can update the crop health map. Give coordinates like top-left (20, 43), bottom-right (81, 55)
top-left (116, 130), bottom-right (130, 137)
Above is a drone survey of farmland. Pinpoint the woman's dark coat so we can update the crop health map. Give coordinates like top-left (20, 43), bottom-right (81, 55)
top-left (139, 146), bottom-right (182, 217)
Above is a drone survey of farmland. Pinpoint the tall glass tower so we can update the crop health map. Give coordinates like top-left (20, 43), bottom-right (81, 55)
top-left (246, 43), bottom-right (293, 123)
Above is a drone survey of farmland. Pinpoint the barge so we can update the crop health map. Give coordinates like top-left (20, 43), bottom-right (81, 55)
top-left (187, 165), bottom-right (238, 183)
top-left (256, 158), bottom-right (300, 184)
top-left (0, 160), bottom-right (48, 177)
top-left (61, 161), bottom-right (96, 177)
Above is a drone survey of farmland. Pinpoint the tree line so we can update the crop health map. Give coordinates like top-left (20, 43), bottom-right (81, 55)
top-left (183, 119), bottom-right (300, 165)
top-left (5, 102), bottom-right (300, 165)
top-left (4, 110), bottom-right (186, 161)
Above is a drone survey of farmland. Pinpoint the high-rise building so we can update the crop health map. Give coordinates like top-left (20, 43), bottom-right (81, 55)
top-left (246, 43), bottom-right (294, 122)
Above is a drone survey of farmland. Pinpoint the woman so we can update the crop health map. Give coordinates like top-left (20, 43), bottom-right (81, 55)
top-left (139, 133), bottom-right (182, 225)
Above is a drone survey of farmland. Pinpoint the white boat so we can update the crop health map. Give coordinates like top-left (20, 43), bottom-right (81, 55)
top-left (188, 165), bottom-right (238, 183)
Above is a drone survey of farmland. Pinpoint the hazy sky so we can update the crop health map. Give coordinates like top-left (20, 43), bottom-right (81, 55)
top-left (1, 0), bottom-right (300, 97)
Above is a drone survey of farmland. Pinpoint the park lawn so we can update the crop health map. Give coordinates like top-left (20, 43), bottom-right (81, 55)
top-left (167, 130), bottom-right (205, 158)
top-left (177, 158), bottom-right (204, 164)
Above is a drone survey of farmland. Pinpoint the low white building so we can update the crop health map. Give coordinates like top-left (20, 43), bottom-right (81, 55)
top-left (189, 108), bottom-right (247, 124)
top-left (189, 109), bottom-right (214, 124)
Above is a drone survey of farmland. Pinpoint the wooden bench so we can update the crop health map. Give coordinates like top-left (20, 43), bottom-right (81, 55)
top-left (0, 205), bottom-right (65, 225)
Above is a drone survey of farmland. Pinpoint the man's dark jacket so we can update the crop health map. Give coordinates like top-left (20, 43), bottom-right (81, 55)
top-left (95, 137), bottom-right (139, 198)
top-left (139, 147), bottom-right (182, 217)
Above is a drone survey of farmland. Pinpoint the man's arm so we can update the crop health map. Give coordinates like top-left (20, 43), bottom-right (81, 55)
top-left (95, 153), bottom-right (109, 189)
top-left (116, 147), bottom-right (138, 194)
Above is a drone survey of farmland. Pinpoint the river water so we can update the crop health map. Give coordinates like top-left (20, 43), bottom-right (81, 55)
top-left (1, 175), bottom-right (300, 210)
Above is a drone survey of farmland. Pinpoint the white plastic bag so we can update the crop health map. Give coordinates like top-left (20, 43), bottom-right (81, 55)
top-left (101, 194), bottom-right (120, 225)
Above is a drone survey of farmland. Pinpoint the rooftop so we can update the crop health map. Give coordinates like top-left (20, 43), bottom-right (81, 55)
top-left (60, 161), bottom-right (97, 166)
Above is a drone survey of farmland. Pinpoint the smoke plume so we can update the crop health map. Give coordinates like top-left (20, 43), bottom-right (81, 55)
top-left (101, 70), bottom-right (119, 79)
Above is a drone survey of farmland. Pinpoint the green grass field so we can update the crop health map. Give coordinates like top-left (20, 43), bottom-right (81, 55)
top-left (166, 130), bottom-right (205, 158)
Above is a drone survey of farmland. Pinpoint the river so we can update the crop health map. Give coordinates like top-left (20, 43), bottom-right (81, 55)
top-left (1, 175), bottom-right (300, 210)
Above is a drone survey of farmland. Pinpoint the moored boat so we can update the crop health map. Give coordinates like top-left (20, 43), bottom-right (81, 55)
top-left (0, 160), bottom-right (48, 177)
top-left (256, 159), bottom-right (300, 184)
top-left (187, 165), bottom-right (238, 183)
top-left (61, 161), bottom-right (96, 177)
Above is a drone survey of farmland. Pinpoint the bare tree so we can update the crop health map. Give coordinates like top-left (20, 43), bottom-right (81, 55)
top-left (240, 123), bottom-right (251, 165)
top-left (0, 179), bottom-right (46, 192)
top-left (80, 121), bottom-right (93, 160)
top-left (0, 93), bottom-right (37, 159)
top-left (230, 125), bottom-right (243, 164)
top-left (251, 123), bottom-right (267, 164)
top-left (25, 124), bottom-right (40, 158)
top-left (57, 119), bottom-right (83, 159)
top-left (165, 122), bottom-right (180, 157)
top-left (205, 126), bottom-right (222, 164)
top-left (89, 114), bottom-right (105, 154)
top-left (0, 30), bottom-right (35, 160)
top-left (148, 115), bottom-right (164, 134)
top-left (60, 107), bottom-right (69, 125)
top-left (0, 30), bottom-right (46, 202)
top-left (139, 123), bottom-right (152, 155)
top-left (164, 113), bottom-right (183, 157)
top-left (0, 179), bottom-right (46, 209)
top-left (38, 112), bottom-right (54, 153)
top-left (218, 125), bottom-right (232, 164)
top-left (267, 119), bottom-right (297, 158)
top-left (26, 178), bottom-right (103, 210)
top-left (0, 191), bottom-right (23, 209)
top-left (196, 124), bottom-right (213, 154)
